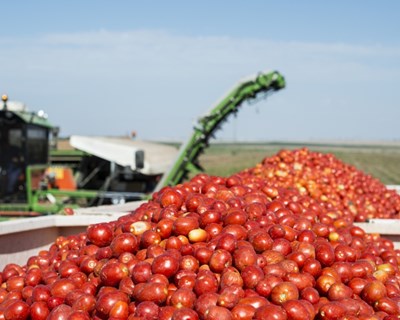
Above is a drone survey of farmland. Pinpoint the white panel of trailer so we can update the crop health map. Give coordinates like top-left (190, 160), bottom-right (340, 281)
top-left (70, 135), bottom-right (178, 175)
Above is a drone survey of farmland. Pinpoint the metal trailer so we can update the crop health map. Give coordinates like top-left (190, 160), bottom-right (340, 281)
top-left (2, 73), bottom-right (400, 270)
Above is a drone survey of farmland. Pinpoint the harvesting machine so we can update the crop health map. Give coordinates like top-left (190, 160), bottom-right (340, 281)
top-left (0, 70), bottom-right (285, 216)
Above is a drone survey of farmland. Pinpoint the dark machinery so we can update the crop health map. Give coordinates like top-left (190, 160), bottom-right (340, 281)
top-left (0, 70), bottom-right (285, 215)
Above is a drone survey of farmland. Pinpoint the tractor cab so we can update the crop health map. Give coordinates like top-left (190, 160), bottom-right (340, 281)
top-left (0, 94), bottom-right (52, 203)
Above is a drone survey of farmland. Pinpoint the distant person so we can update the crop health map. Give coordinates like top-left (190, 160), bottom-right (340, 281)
top-left (6, 145), bottom-right (23, 196)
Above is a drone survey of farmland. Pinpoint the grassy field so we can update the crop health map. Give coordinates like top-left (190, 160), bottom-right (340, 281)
top-left (194, 142), bottom-right (400, 185)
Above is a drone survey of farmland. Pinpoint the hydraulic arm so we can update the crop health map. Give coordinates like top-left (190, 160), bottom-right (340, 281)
top-left (155, 70), bottom-right (285, 190)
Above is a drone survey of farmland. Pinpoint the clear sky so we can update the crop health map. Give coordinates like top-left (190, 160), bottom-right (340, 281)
top-left (1, 1), bottom-right (399, 142)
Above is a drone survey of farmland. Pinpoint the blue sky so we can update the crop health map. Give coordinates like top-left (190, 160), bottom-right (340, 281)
top-left (1, 1), bottom-right (399, 141)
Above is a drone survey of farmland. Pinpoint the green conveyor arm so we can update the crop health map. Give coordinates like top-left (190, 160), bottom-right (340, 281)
top-left (155, 70), bottom-right (286, 190)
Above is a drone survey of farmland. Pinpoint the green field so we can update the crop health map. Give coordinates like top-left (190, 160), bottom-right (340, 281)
top-left (195, 142), bottom-right (400, 185)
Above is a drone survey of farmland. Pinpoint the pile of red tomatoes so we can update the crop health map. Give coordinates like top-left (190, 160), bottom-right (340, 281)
top-left (246, 148), bottom-right (400, 221)
top-left (1, 149), bottom-right (400, 319)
